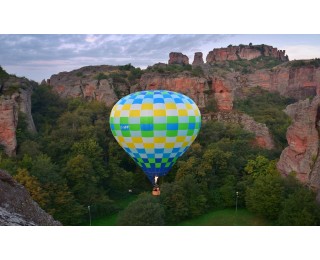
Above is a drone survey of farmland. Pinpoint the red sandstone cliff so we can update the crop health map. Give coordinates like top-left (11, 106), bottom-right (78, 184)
top-left (168, 52), bottom-right (189, 65)
top-left (206, 44), bottom-right (288, 63)
top-left (0, 76), bottom-right (36, 156)
top-left (277, 96), bottom-right (320, 186)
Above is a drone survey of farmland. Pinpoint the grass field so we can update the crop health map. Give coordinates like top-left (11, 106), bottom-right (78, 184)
top-left (91, 195), bottom-right (137, 226)
top-left (178, 208), bottom-right (270, 226)
top-left (91, 202), bottom-right (270, 226)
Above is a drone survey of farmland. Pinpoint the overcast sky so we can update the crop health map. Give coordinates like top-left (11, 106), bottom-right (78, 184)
top-left (1, 34), bottom-right (320, 82)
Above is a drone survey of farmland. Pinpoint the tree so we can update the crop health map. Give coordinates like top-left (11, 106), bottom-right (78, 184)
top-left (245, 174), bottom-right (284, 220)
top-left (245, 155), bottom-right (279, 180)
top-left (14, 168), bottom-right (48, 208)
top-left (0, 66), bottom-right (9, 94)
top-left (117, 193), bottom-right (165, 225)
top-left (277, 188), bottom-right (320, 225)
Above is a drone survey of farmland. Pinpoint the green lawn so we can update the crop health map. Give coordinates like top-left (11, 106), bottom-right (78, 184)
top-left (91, 195), bottom-right (137, 226)
top-left (178, 208), bottom-right (270, 226)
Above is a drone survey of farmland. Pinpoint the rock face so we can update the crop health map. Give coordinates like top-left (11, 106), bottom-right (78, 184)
top-left (206, 44), bottom-right (289, 63)
top-left (49, 65), bottom-right (128, 107)
top-left (277, 96), bottom-right (320, 186)
top-left (0, 76), bottom-right (36, 156)
top-left (192, 52), bottom-right (204, 66)
top-left (137, 72), bottom-right (209, 108)
top-left (168, 52), bottom-right (189, 65)
top-left (212, 78), bottom-right (233, 111)
top-left (0, 98), bottom-right (18, 156)
top-left (203, 111), bottom-right (275, 150)
top-left (0, 169), bottom-right (61, 226)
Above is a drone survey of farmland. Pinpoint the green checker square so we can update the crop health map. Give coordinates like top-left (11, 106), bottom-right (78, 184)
top-left (111, 130), bottom-right (117, 136)
top-left (114, 124), bottom-right (121, 130)
top-left (161, 158), bottom-right (169, 163)
top-left (140, 116), bottom-right (154, 124)
top-left (137, 161), bottom-right (142, 167)
top-left (167, 116), bottom-right (178, 124)
top-left (195, 122), bottom-right (200, 129)
top-left (110, 117), bottom-right (114, 124)
top-left (145, 163), bottom-right (151, 168)
top-left (187, 129), bottom-right (194, 136)
top-left (120, 117), bottom-right (129, 124)
top-left (154, 123), bottom-right (167, 131)
top-left (189, 116), bottom-right (196, 123)
top-left (179, 123), bottom-right (189, 130)
top-left (165, 162), bottom-right (171, 167)
top-left (155, 163), bottom-right (161, 168)
top-left (149, 158), bottom-right (155, 163)
top-left (130, 124), bottom-right (141, 131)
top-left (167, 130), bottom-right (178, 137)
top-left (122, 130), bottom-right (131, 137)
top-left (141, 131), bottom-right (154, 137)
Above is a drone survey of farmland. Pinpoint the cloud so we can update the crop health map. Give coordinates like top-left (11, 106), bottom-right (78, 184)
top-left (281, 45), bottom-right (320, 60)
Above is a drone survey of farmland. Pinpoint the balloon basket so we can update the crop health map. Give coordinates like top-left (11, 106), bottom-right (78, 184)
top-left (152, 188), bottom-right (161, 196)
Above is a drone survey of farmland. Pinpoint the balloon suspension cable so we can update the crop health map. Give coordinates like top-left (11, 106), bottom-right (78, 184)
top-left (154, 176), bottom-right (158, 187)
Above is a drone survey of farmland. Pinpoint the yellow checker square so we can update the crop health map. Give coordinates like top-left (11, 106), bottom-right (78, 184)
top-left (129, 110), bottom-right (140, 117)
top-left (117, 136), bottom-right (125, 143)
top-left (185, 103), bottom-right (193, 110)
top-left (114, 110), bottom-right (121, 117)
top-left (164, 143), bottom-right (175, 149)
top-left (154, 109), bottom-right (166, 116)
top-left (132, 137), bottom-right (143, 143)
top-left (141, 103), bottom-right (153, 110)
top-left (182, 141), bottom-right (190, 148)
top-left (144, 143), bottom-right (155, 149)
top-left (165, 103), bottom-right (177, 109)
top-left (176, 136), bottom-right (186, 142)
top-left (178, 109), bottom-right (188, 116)
top-left (127, 143), bottom-right (135, 149)
top-left (194, 109), bottom-right (200, 116)
top-left (154, 137), bottom-right (166, 143)
top-left (122, 104), bottom-right (132, 110)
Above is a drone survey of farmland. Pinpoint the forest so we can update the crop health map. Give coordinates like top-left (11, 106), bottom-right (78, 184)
top-left (1, 83), bottom-right (320, 226)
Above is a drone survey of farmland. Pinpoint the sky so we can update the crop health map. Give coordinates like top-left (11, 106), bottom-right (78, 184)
top-left (1, 34), bottom-right (320, 83)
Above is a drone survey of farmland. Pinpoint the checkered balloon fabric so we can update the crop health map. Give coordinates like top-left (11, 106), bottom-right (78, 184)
top-left (109, 90), bottom-right (201, 183)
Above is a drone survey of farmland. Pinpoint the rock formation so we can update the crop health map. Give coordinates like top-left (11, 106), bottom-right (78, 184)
top-left (0, 169), bottom-right (61, 226)
top-left (0, 76), bottom-right (36, 156)
top-left (49, 65), bottom-right (128, 107)
top-left (137, 72), bottom-right (209, 108)
top-left (277, 96), bottom-right (320, 188)
top-left (203, 111), bottom-right (275, 150)
top-left (168, 52), bottom-right (189, 65)
top-left (192, 52), bottom-right (204, 66)
top-left (206, 44), bottom-right (288, 63)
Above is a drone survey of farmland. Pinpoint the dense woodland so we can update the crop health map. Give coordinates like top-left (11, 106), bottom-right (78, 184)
top-left (1, 65), bottom-right (320, 225)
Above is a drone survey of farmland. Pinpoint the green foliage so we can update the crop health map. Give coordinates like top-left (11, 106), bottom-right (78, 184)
top-left (191, 66), bottom-right (204, 77)
top-left (117, 193), bottom-right (165, 225)
top-left (234, 87), bottom-right (295, 150)
top-left (147, 64), bottom-right (192, 74)
top-left (32, 85), bottom-right (68, 131)
top-left (0, 66), bottom-right (10, 93)
top-left (94, 73), bottom-right (108, 81)
top-left (245, 173), bottom-right (285, 220)
top-left (75, 71), bottom-right (83, 77)
top-left (119, 63), bottom-right (135, 71)
top-left (277, 187), bottom-right (320, 225)
top-left (289, 58), bottom-right (320, 68)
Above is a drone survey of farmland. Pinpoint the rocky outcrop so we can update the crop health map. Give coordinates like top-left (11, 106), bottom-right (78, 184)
top-left (0, 169), bottom-right (61, 226)
top-left (206, 44), bottom-right (289, 63)
top-left (203, 111), bottom-right (275, 150)
top-left (211, 78), bottom-right (233, 111)
top-left (277, 96), bottom-right (320, 185)
top-left (0, 76), bottom-right (36, 156)
top-left (137, 72), bottom-right (209, 108)
top-left (168, 52), bottom-right (189, 65)
top-left (49, 65), bottom-right (128, 107)
top-left (192, 52), bottom-right (204, 66)
top-left (0, 98), bottom-right (18, 156)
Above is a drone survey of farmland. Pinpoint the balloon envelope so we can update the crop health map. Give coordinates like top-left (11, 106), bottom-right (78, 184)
top-left (109, 90), bottom-right (201, 184)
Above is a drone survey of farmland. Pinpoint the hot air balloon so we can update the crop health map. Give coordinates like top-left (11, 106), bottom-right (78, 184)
top-left (109, 90), bottom-right (201, 195)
